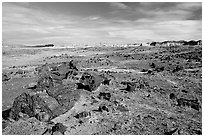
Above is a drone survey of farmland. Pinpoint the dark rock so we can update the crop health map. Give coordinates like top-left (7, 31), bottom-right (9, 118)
top-left (15, 69), bottom-right (25, 75)
top-left (181, 89), bottom-right (188, 93)
top-left (51, 123), bottom-right (67, 135)
top-left (126, 82), bottom-right (136, 92)
top-left (46, 84), bottom-right (80, 116)
top-left (99, 105), bottom-right (109, 112)
top-left (122, 79), bottom-right (149, 91)
top-left (2, 72), bottom-right (10, 81)
top-left (36, 61), bottom-right (79, 91)
top-left (26, 82), bottom-right (37, 89)
top-left (76, 83), bottom-right (90, 91)
top-left (169, 93), bottom-right (176, 100)
top-left (69, 60), bottom-right (78, 71)
top-left (31, 95), bottom-right (53, 122)
top-left (183, 40), bottom-right (199, 46)
top-left (9, 93), bottom-right (53, 121)
top-left (37, 92), bottom-right (60, 115)
top-left (36, 65), bottom-right (54, 91)
top-left (141, 69), bottom-right (148, 72)
top-left (98, 104), bottom-right (110, 112)
top-left (121, 81), bottom-right (136, 92)
top-left (177, 98), bottom-right (200, 111)
top-left (102, 78), bottom-right (111, 85)
top-left (74, 111), bottom-right (91, 119)
top-left (116, 104), bottom-right (129, 112)
top-left (2, 108), bottom-right (12, 120)
top-left (10, 93), bottom-right (34, 121)
top-left (26, 44), bottom-right (54, 48)
top-left (164, 128), bottom-right (178, 135)
top-left (192, 129), bottom-right (202, 135)
top-left (149, 62), bottom-right (156, 68)
top-left (79, 72), bottom-right (104, 91)
top-left (93, 105), bottom-right (109, 112)
top-left (149, 62), bottom-right (165, 72)
top-left (150, 42), bottom-right (157, 46)
top-left (65, 69), bottom-right (78, 79)
top-left (98, 92), bottom-right (111, 101)
top-left (171, 64), bottom-right (183, 73)
top-left (2, 120), bottom-right (9, 129)
top-left (155, 66), bottom-right (165, 72)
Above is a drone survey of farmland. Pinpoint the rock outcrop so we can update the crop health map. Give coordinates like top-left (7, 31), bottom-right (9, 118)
top-left (78, 72), bottom-right (106, 91)
top-left (8, 93), bottom-right (53, 121)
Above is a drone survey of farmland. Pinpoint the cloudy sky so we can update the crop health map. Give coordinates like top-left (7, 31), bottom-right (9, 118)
top-left (2, 2), bottom-right (202, 45)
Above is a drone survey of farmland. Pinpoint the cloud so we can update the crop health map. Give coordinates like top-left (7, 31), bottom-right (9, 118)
top-left (2, 2), bottom-right (202, 45)
top-left (85, 16), bottom-right (101, 21)
top-left (2, 3), bottom-right (82, 44)
top-left (106, 19), bottom-right (201, 42)
top-left (176, 2), bottom-right (201, 10)
top-left (109, 2), bottom-right (129, 10)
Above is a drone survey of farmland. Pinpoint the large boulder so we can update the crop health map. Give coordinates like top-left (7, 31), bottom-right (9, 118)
top-left (121, 79), bottom-right (149, 92)
top-left (35, 61), bottom-right (79, 91)
top-left (78, 72), bottom-right (105, 91)
top-left (8, 93), bottom-right (53, 121)
top-left (36, 64), bottom-right (54, 91)
top-left (47, 84), bottom-right (81, 116)
top-left (9, 93), bottom-right (34, 121)
top-left (31, 95), bottom-right (54, 122)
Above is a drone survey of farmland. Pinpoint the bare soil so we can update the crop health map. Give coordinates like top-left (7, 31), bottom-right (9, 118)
top-left (2, 45), bottom-right (202, 135)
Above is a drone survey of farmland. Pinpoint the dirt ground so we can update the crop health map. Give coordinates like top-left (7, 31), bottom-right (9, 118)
top-left (2, 44), bottom-right (202, 135)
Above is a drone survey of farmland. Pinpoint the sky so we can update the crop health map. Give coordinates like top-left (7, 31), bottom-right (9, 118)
top-left (2, 2), bottom-right (202, 45)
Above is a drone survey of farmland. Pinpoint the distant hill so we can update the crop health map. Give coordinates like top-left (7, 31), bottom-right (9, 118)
top-left (150, 40), bottom-right (202, 46)
top-left (24, 44), bottom-right (54, 48)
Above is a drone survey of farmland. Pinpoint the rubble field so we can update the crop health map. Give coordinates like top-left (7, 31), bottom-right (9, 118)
top-left (2, 44), bottom-right (202, 135)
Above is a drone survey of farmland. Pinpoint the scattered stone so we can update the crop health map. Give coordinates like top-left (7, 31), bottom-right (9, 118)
top-left (99, 105), bottom-right (109, 112)
top-left (177, 98), bottom-right (200, 111)
top-left (69, 60), bottom-right (78, 71)
top-left (15, 69), bottom-right (25, 75)
top-left (2, 117), bottom-right (48, 135)
top-left (2, 72), bottom-right (10, 81)
top-left (169, 93), bottom-right (176, 100)
top-left (126, 82), bottom-right (136, 92)
top-left (26, 82), bottom-right (37, 89)
top-left (74, 111), bottom-right (91, 119)
top-left (164, 128), bottom-right (178, 135)
top-left (102, 78), bottom-right (111, 85)
top-left (116, 104), bottom-right (129, 112)
top-left (181, 89), bottom-right (188, 93)
top-left (98, 92), bottom-right (111, 101)
top-left (121, 81), bottom-right (136, 92)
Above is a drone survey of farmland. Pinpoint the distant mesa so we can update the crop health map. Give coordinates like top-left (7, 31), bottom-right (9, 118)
top-left (150, 40), bottom-right (202, 46)
top-left (24, 44), bottom-right (54, 48)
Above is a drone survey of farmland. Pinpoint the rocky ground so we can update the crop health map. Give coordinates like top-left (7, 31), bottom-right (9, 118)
top-left (2, 44), bottom-right (202, 135)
